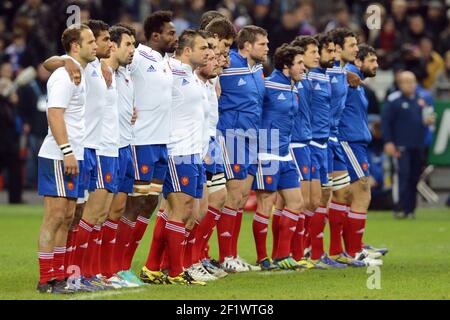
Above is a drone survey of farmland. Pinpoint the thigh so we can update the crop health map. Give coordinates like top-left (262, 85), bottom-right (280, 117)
top-left (279, 187), bottom-right (303, 212)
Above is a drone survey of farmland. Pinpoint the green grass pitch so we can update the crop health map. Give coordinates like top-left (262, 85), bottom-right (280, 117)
top-left (0, 205), bottom-right (449, 300)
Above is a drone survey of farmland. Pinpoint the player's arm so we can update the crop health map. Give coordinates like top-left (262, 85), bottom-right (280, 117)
top-left (100, 59), bottom-right (112, 87)
top-left (47, 108), bottom-right (79, 175)
top-left (346, 70), bottom-right (362, 88)
top-left (43, 56), bottom-right (82, 85)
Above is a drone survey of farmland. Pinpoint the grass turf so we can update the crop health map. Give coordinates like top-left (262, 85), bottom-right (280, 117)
top-left (0, 205), bottom-right (449, 300)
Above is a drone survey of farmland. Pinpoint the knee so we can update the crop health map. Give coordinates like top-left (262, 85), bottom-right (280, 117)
top-left (309, 197), bottom-right (320, 211)
top-left (46, 212), bottom-right (65, 229)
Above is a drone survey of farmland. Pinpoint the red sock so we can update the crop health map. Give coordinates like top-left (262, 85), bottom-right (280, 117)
top-left (347, 210), bottom-right (367, 257)
top-left (271, 208), bottom-right (282, 259)
top-left (291, 214), bottom-right (306, 261)
top-left (276, 209), bottom-right (299, 259)
top-left (231, 208), bottom-right (243, 258)
top-left (123, 215), bottom-right (149, 270)
top-left (310, 206), bottom-right (327, 260)
top-left (112, 216), bottom-right (134, 273)
top-left (193, 206), bottom-right (220, 263)
top-left (82, 225), bottom-right (100, 277)
top-left (38, 252), bottom-right (54, 285)
top-left (145, 210), bottom-right (168, 271)
top-left (252, 211), bottom-right (269, 262)
top-left (303, 210), bottom-right (314, 251)
top-left (183, 223), bottom-right (198, 268)
top-left (328, 201), bottom-right (347, 256)
top-left (72, 219), bottom-right (93, 275)
top-left (52, 247), bottom-right (66, 281)
top-left (100, 219), bottom-right (118, 277)
top-left (164, 221), bottom-right (186, 277)
top-left (202, 241), bottom-right (211, 260)
top-left (160, 248), bottom-right (169, 271)
top-left (342, 206), bottom-right (351, 253)
top-left (217, 206), bottom-right (237, 262)
top-left (64, 226), bottom-right (78, 278)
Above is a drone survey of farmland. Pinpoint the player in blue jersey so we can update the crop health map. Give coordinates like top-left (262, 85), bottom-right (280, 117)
top-left (325, 29), bottom-right (366, 267)
top-left (216, 26), bottom-right (268, 271)
top-left (249, 44), bottom-right (306, 270)
top-left (338, 44), bottom-right (383, 266)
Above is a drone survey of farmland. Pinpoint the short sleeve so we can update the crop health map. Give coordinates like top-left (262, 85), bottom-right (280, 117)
top-left (46, 69), bottom-right (74, 109)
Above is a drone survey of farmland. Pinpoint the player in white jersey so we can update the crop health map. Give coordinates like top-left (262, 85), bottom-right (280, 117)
top-left (112, 13), bottom-right (178, 276)
top-left (140, 30), bottom-right (209, 286)
top-left (44, 20), bottom-right (113, 290)
top-left (37, 25), bottom-right (97, 294)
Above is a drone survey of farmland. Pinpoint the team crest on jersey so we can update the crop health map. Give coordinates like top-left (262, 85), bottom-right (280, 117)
top-left (237, 78), bottom-right (246, 86)
top-left (141, 165), bottom-right (149, 174)
top-left (277, 93), bottom-right (286, 100)
top-left (233, 164), bottom-right (241, 173)
top-left (182, 78), bottom-right (190, 86)
top-left (331, 76), bottom-right (338, 83)
top-left (302, 165), bottom-right (309, 174)
top-left (181, 176), bottom-right (189, 186)
top-left (265, 176), bottom-right (273, 184)
top-left (147, 65), bottom-right (156, 72)
top-left (67, 181), bottom-right (75, 191)
top-left (105, 173), bottom-right (112, 183)
top-left (362, 162), bottom-right (369, 171)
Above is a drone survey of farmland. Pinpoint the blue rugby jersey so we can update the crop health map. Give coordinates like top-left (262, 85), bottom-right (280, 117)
top-left (291, 73), bottom-right (312, 143)
top-left (307, 67), bottom-right (331, 143)
top-left (338, 63), bottom-right (372, 144)
top-left (327, 60), bottom-right (348, 138)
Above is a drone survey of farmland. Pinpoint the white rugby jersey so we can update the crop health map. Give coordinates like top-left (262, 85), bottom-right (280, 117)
top-left (129, 44), bottom-right (172, 145)
top-left (208, 76), bottom-right (219, 138)
top-left (38, 57), bottom-right (86, 160)
top-left (195, 72), bottom-right (213, 158)
top-left (116, 66), bottom-right (134, 148)
top-left (168, 58), bottom-right (207, 156)
top-left (98, 66), bottom-right (119, 157)
top-left (83, 58), bottom-right (107, 149)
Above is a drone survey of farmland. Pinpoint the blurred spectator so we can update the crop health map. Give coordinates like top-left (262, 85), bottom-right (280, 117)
top-left (295, 0), bottom-right (316, 36)
top-left (324, 3), bottom-right (359, 33)
top-left (249, 0), bottom-right (273, 31)
top-left (268, 9), bottom-right (301, 56)
top-left (425, 1), bottom-right (448, 39)
top-left (185, 0), bottom-right (206, 28)
top-left (433, 50), bottom-right (450, 99)
top-left (419, 36), bottom-right (444, 89)
top-left (374, 17), bottom-right (398, 69)
top-left (4, 30), bottom-right (26, 73)
top-left (400, 14), bottom-right (431, 46)
top-left (391, 0), bottom-right (409, 32)
top-left (438, 20), bottom-right (450, 54)
top-left (17, 64), bottom-right (49, 188)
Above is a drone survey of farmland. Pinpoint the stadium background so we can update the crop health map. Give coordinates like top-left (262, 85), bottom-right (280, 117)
top-left (0, 0), bottom-right (449, 300)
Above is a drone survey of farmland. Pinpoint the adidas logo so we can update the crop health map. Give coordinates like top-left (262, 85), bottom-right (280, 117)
top-left (331, 76), bottom-right (338, 83)
top-left (147, 65), bottom-right (156, 72)
top-left (277, 93), bottom-right (286, 100)
top-left (356, 228), bottom-right (365, 234)
top-left (203, 234), bottom-right (209, 239)
top-left (297, 82), bottom-right (303, 89)
top-left (80, 243), bottom-right (88, 249)
top-left (91, 70), bottom-right (99, 77)
top-left (317, 232), bottom-right (324, 239)
top-left (314, 83), bottom-right (321, 90)
top-left (182, 78), bottom-right (190, 86)
top-left (260, 227), bottom-right (268, 233)
top-left (109, 238), bottom-right (116, 244)
top-left (58, 265), bottom-right (65, 271)
top-left (188, 239), bottom-right (196, 244)
top-left (289, 226), bottom-right (296, 232)
top-left (237, 78), bottom-right (246, 86)
top-left (220, 231), bottom-right (232, 237)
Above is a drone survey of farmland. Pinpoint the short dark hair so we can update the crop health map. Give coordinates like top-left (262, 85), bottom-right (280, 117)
top-left (314, 33), bottom-right (334, 53)
top-left (114, 22), bottom-right (136, 39)
top-left (290, 36), bottom-right (318, 51)
top-left (205, 17), bottom-right (237, 41)
top-left (237, 25), bottom-right (268, 50)
top-left (175, 29), bottom-right (206, 56)
top-left (200, 10), bottom-right (226, 30)
top-left (357, 44), bottom-right (377, 61)
top-left (330, 28), bottom-right (356, 48)
top-left (87, 19), bottom-right (109, 39)
top-left (144, 11), bottom-right (173, 41)
top-left (273, 44), bottom-right (304, 70)
top-left (61, 24), bottom-right (91, 53)
top-left (109, 25), bottom-right (133, 47)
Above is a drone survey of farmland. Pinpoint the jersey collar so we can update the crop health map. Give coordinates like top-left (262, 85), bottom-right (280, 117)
top-left (346, 63), bottom-right (365, 80)
top-left (137, 43), bottom-right (164, 61)
top-left (271, 69), bottom-right (292, 85)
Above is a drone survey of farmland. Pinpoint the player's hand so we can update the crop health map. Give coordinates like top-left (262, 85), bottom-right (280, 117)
top-left (101, 60), bottom-right (112, 87)
top-left (347, 70), bottom-right (362, 88)
top-left (64, 58), bottom-right (82, 85)
top-left (424, 114), bottom-right (436, 126)
top-left (63, 154), bottom-right (79, 176)
top-left (131, 107), bottom-right (137, 125)
top-left (384, 142), bottom-right (400, 158)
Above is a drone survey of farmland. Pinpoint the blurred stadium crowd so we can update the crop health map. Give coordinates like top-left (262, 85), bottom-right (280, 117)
top-left (0, 0), bottom-right (449, 204)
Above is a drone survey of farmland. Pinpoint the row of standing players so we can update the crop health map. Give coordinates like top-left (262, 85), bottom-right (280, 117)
top-left (36, 11), bottom-right (388, 293)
